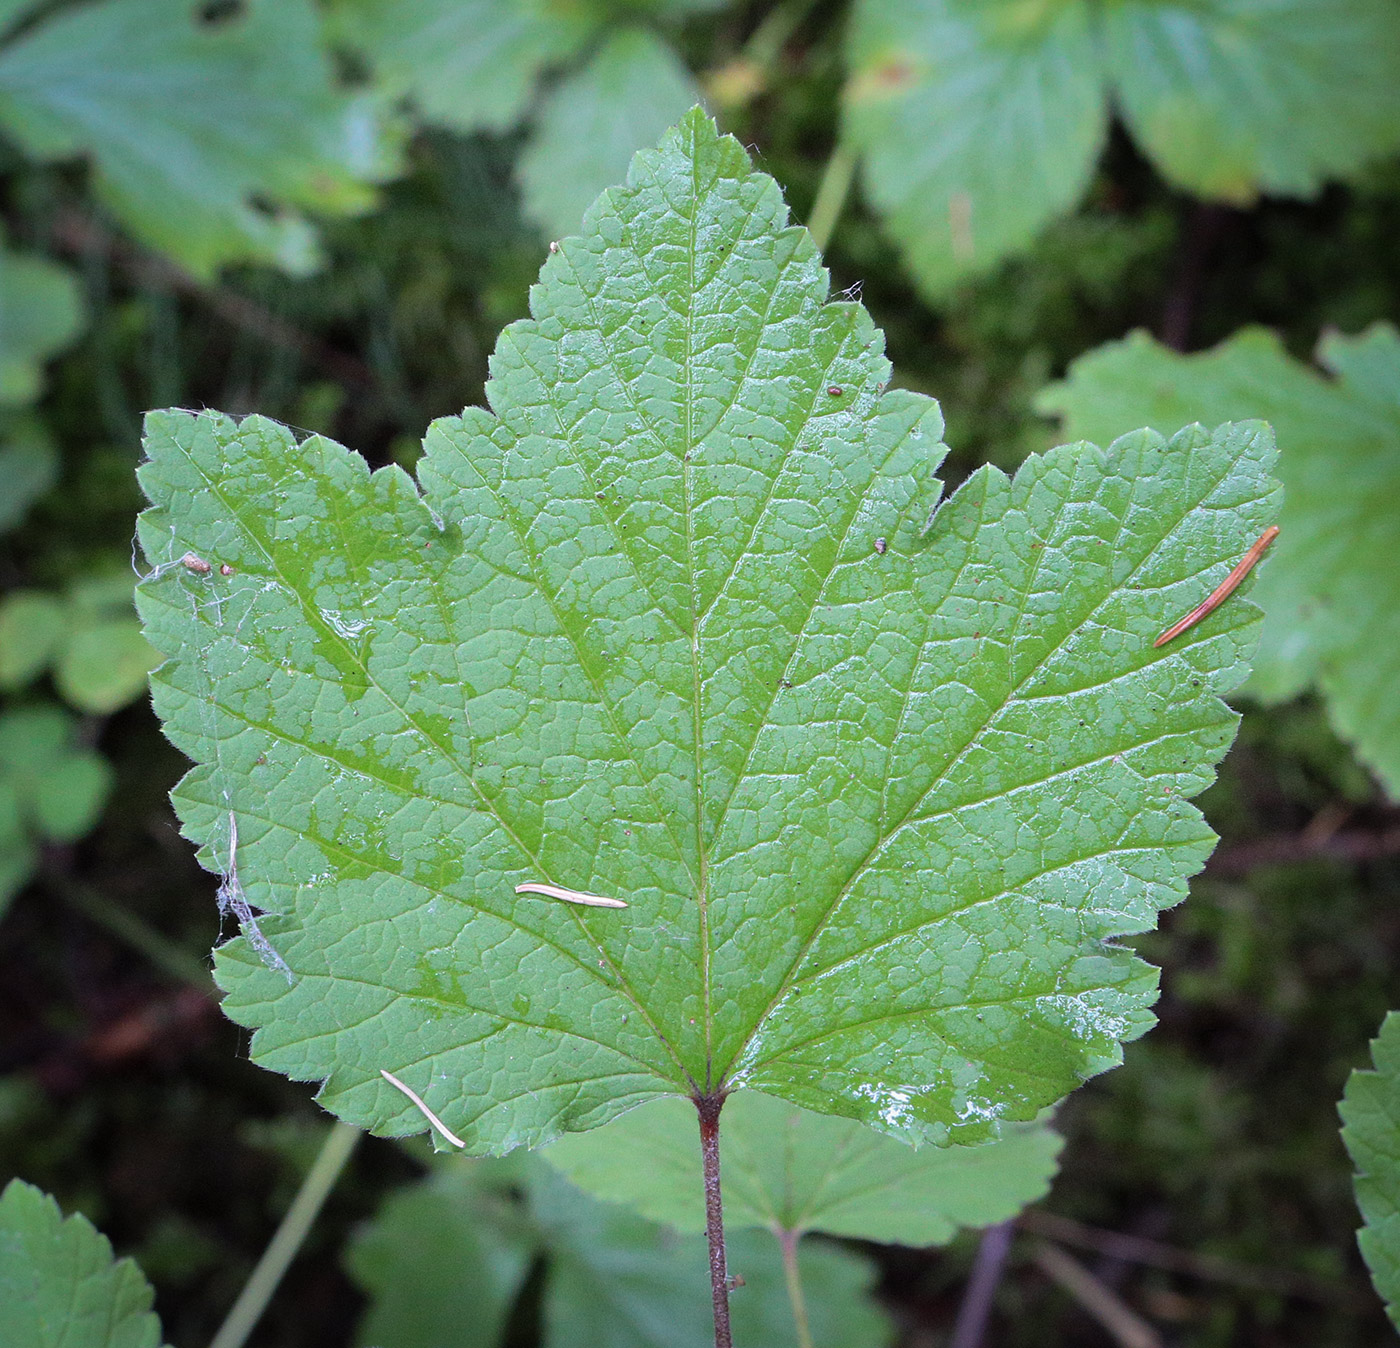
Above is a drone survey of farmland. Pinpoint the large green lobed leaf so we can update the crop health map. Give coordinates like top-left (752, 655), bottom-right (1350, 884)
top-left (0, 1179), bottom-right (165, 1348)
top-left (1038, 325), bottom-right (1400, 798)
top-left (137, 111), bottom-right (1277, 1154)
top-left (1340, 1012), bottom-right (1400, 1327)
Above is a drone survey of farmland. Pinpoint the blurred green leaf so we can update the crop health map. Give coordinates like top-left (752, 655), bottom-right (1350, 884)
top-left (534, 1166), bottom-right (890, 1348)
top-left (0, 574), bottom-right (158, 714)
top-left (0, 703), bottom-right (71, 775)
top-left (1038, 323), bottom-right (1400, 797)
top-left (0, 1178), bottom-right (166, 1348)
top-left (1102, 0), bottom-right (1400, 203)
top-left (327, 0), bottom-right (596, 135)
top-left (845, 0), bottom-right (1106, 297)
top-left (0, 417), bottom-right (58, 534)
top-left (0, 705), bottom-right (113, 845)
top-left (55, 617), bottom-right (159, 716)
top-left (0, 245), bottom-right (83, 405)
top-left (844, 0), bottom-right (1400, 294)
top-left (0, 775), bottom-right (33, 917)
top-left (0, 0), bottom-right (400, 277)
top-left (349, 1155), bottom-right (890, 1348)
top-left (347, 1160), bottom-right (533, 1348)
top-left (544, 1091), bottom-right (1060, 1243)
top-left (32, 745), bottom-right (114, 842)
top-left (0, 591), bottom-right (67, 689)
top-left (1340, 1012), bottom-right (1400, 1327)
top-left (519, 30), bottom-right (703, 239)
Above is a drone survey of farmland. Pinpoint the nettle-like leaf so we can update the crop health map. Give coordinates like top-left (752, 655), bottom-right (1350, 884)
top-left (1340, 1012), bottom-right (1400, 1327)
top-left (136, 111), bottom-right (1277, 1155)
top-left (544, 1091), bottom-right (1061, 1244)
top-left (519, 27), bottom-right (702, 240)
top-left (347, 1155), bottom-right (889, 1348)
top-left (0, 244), bottom-right (83, 406)
top-left (1038, 325), bottom-right (1400, 798)
top-left (0, 1179), bottom-right (165, 1348)
top-left (844, 0), bottom-right (1400, 295)
top-left (0, 0), bottom-right (398, 278)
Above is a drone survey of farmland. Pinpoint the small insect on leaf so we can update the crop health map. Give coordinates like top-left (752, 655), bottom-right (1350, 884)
top-left (1154, 525), bottom-right (1279, 648)
top-left (515, 882), bottom-right (628, 909)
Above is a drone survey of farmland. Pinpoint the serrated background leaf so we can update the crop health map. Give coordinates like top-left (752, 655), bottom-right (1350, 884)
top-left (0, 0), bottom-right (397, 277)
top-left (137, 111), bottom-right (1277, 1156)
top-left (844, 0), bottom-right (1106, 296)
top-left (1339, 1012), bottom-right (1400, 1327)
top-left (0, 245), bottom-right (82, 405)
top-left (326, 0), bottom-right (596, 136)
top-left (1037, 325), bottom-right (1400, 798)
top-left (543, 1090), bottom-right (1060, 1243)
top-left (519, 27), bottom-right (703, 240)
top-left (0, 1179), bottom-right (165, 1348)
top-left (1102, 0), bottom-right (1400, 203)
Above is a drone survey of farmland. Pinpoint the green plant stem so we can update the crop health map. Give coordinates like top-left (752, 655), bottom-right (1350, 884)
top-left (209, 1120), bottom-right (361, 1348)
top-left (51, 874), bottom-right (214, 993)
top-left (806, 142), bottom-right (857, 255)
top-left (696, 1094), bottom-right (733, 1348)
top-left (777, 1228), bottom-right (813, 1348)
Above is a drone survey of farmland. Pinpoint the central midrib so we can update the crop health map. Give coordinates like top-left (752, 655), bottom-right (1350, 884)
top-left (682, 138), bottom-right (713, 1092)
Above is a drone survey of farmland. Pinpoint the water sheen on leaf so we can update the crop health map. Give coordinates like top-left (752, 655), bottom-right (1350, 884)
top-left (136, 110), bottom-right (1278, 1154)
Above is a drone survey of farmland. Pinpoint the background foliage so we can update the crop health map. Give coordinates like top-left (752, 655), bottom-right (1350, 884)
top-left (2, 1), bottom-right (1399, 1345)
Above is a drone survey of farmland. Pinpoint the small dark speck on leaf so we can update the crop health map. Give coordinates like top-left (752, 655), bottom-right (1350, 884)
top-left (219, 563), bottom-right (234, 575)
top-left (827, 386), bottom-right (843, 397)
top-left (874, 537), bottom-right (887, 554)
top-left (780, 678), bottom-right (792, 688)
